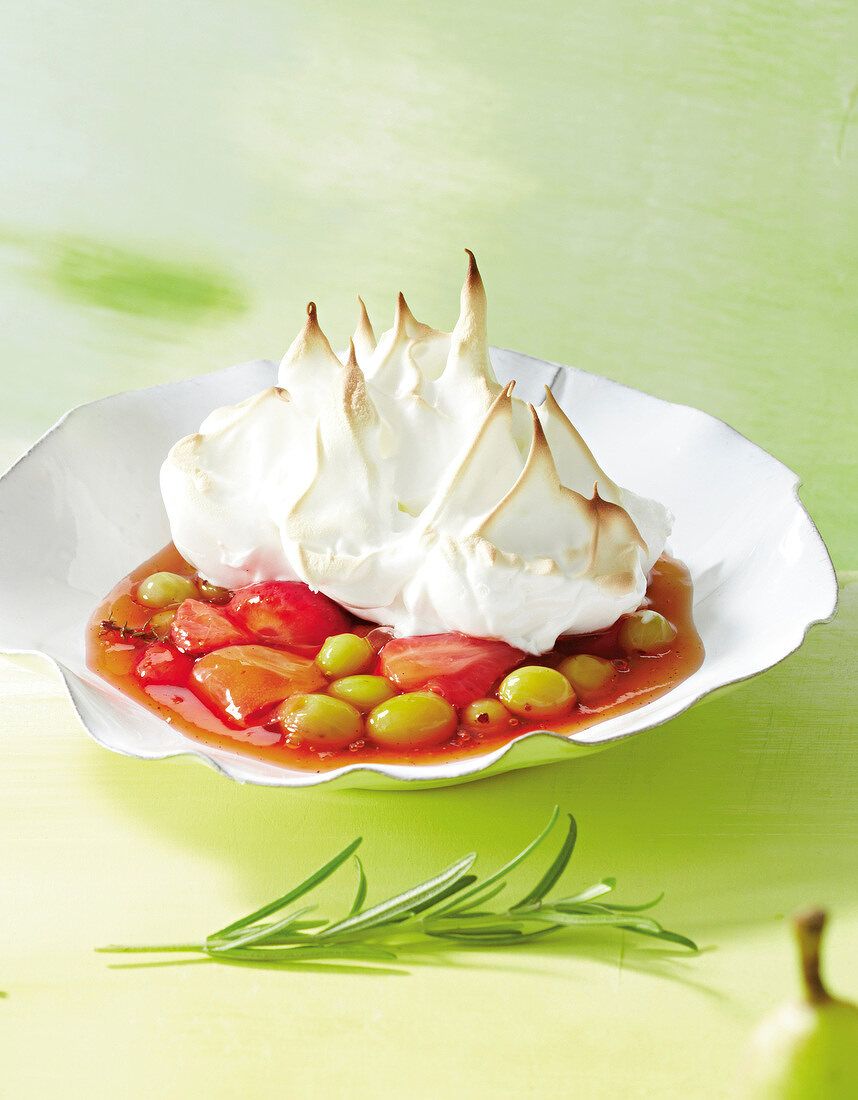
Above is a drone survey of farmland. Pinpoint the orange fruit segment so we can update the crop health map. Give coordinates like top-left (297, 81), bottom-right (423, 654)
top-left (190, 644), bottom-right (327, 727)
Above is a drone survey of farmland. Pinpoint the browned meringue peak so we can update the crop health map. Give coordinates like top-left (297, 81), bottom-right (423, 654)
top-left (169, 385), bottom-right (294, 488)
top-left (285, 353), bottom-right (389, 554)
top-left (353, 297), bottom-right (376, 362)
top-left (419, 384), bottom-right (523, 533)
top-left (473, 406), bottom-right (645, 579)
top-left (583, 490), bottom-right (647, 595)
top-left (432, 249), bottom-right (500, 421)
top-left (359, 292), bottom-right (425, 398)
top-left (279, 300), bottom-right (345, 400)
top-left (536, 386), bottom-right (622, 503)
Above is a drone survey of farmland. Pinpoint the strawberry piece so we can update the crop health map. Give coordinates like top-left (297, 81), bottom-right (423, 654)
top-left (134, 642), bottom-right (194, 687)
top-left (228, 582), bottom-right (350, 650)
top-left (379, 633), bottom-right (525, 708)
top-left (190, 644), bottom-right (327, 727)
top-left (170, 599), bottom-right (252, 655)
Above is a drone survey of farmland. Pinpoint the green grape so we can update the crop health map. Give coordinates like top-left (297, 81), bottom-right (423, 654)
top-left (367, 691), bottom-right (458, 749)
top-left (497, 666), bottom-right (576, 720)
top-left (147, 609), bottom-right (177, 637)
top-left (196, 577), bottom-right (232, 604)
top-left (275, 693), bottom-right (364, 750)
top-left (316, 633), bottom-right (375, 678)
top-left (461, 698), bottom-right (514, 735)
top-left (327, 675), bottom-right (396, 713)
top-left (619, 610), bottom-right (677, 654)
top-left (557, 654), bottom-right (616, 700)
top-left (136, 572), bottom-right (199, 608)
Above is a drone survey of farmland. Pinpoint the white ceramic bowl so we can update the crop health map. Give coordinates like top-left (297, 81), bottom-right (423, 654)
top-left (0, 350), bottom-right (837, 789)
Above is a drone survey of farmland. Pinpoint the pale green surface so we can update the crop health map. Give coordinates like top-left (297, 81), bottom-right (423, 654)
top-left (1, 2), bottom-right (857, 1096)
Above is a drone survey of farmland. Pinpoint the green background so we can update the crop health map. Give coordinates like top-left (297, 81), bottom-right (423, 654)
top-left (1, 2), bottom-right (856, 1096)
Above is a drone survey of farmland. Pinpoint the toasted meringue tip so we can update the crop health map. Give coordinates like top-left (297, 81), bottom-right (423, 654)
top-left (504, 380), bottom-right (516, 398)
top-left (394, 290), bottom-right (419, 338)
top-left (586, 483), bottom-right (647, 549)
top-left (523, 404), bottom-right (561, 479)
top-left (346, 337), bottom-right (358, 367)
top-left (541, 386), bottom-right (575, 425)
top-left (302, 300), bottom-right (325, 336)
top-left (279, 296), bottom-right (343, 368)
top-left (455, 249), bottom-right (487, 338)
top-left (397, 290), bottom-right (420, 322)
top-left (352, 295), bottom-right (377, 356)
top-left (463, 249), bottom-right (485, 293)
top-left (485, 382), bottom-right (513, 417)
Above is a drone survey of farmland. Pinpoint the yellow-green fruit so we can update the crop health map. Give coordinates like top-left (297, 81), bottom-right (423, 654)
top-left (275, 693), bottom-right (363, 750)
top-left (147, 609), bottom-right (177, 637)
top-left (136, 572), bottom-right (199, 608)
top-left (557, 654), bottom-right (616, 700)
top-left (367, 691), bottom-right (458, 749)
top-left (618, 610), bottom-right (677, 654)
top-left (497, 666), bottom-right (576, 721)
top-left (327, 675), bottom-right (396, 713)
top-left (744, 910), bottom-right (858, 1099)
top-left (461, 698), bottom-right (513, 734)
top-left (316, 633), bottom-right (375, 678)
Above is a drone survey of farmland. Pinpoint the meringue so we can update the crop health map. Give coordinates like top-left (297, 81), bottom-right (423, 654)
top-left (161, 253), bottom-right (671, 654)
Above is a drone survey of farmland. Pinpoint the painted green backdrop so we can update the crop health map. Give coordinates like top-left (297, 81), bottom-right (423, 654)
top-left (1, 3), bottom-right (856, 1097)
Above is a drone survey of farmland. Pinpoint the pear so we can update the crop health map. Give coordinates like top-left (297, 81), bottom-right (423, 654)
top-left (744, 909), bottom-right (858, 1099)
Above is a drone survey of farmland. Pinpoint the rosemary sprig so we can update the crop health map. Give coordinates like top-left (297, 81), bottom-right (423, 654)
top-left (97, 809), bottom-right (697, 969)
top-left (99, 618), bottom-right (162, 643)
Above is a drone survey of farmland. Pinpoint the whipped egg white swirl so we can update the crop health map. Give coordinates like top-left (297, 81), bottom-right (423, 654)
top-left (161, 253), bottom-right (671, 654)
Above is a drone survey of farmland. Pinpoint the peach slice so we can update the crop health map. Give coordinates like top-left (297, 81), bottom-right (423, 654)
top-left (191, 644), bottom-right (327, 727)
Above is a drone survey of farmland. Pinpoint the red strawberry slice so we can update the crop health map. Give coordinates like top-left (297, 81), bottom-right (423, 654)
top-left (190, 644), bottom-right (327, 727)
top-left (228, 581), bottom-right (351, 651)
top-left (170, 599), bottom-right (252, 655)
top-left (135, 642), bottom-right (194, 686)
top-left (379, 633), bottom-right (525, 708)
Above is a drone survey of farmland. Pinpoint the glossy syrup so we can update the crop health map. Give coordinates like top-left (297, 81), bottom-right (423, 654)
top-left (87, 546), bottom-right (704, 773)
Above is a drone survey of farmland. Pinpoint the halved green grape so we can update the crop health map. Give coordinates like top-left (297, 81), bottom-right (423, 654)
top-left (196, 577), bottom-right (232, 604)
top-left (275, 693), bottom-right (364, 750)
top-left (497, 666), bottom-right (576, 721)
top-left (147, 609), bottom-right (177, 638)
top-left (367, 691), bottom-right (458, 749)
top-left (461, 698), bottom-right (514, 735)
top-left (619, 610), bottom-right (677, 654)
top-left (557, 654), bottom-right (617, 700)
top-left (327, 674), bottom-right (396, 713)
top-left (136, 572), bottom-right (199, 609)
top-left (316, 633), bottom-right (375, 679)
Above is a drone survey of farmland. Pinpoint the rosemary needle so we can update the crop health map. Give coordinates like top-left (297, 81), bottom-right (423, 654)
top-left (97, 808), bottom-right (697, 969)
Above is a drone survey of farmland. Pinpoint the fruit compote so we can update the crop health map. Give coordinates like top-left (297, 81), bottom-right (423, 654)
top-left (87, 545), bottom-right (704, 772)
